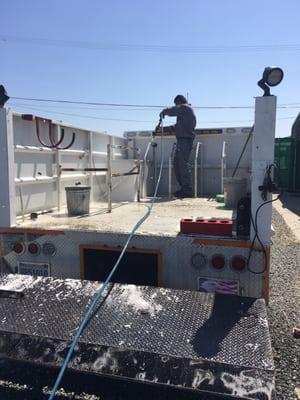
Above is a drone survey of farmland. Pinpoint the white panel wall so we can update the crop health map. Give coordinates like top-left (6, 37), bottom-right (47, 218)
top-left (10, 112), bottom-right (138, 219)
top-left (127, 130), bottom-right (252, 196)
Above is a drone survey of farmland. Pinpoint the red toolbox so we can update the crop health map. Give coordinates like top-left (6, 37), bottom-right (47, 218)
top-left (180, 217), bottom-right (233, 236)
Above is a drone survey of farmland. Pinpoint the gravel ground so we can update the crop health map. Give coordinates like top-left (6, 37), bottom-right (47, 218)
top-left (268, 208), bottom-right (300, 399)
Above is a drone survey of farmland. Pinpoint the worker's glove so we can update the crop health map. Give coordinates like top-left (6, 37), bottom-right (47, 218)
top-left (159, 111), bottom-right (165, 119)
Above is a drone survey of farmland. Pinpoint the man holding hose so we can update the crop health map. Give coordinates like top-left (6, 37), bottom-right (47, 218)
top-left (159, 95), bottom-right (197, 198)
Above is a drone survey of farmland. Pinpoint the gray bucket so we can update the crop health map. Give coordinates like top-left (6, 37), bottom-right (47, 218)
top-left (65, 185), bottom-right (91, 216)
top-left (223, 177), bottom-right (247, 208)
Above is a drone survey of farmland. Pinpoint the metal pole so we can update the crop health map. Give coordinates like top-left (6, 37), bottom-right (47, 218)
top-left (221, 141), bottom-right (227, 194)
top-left (137, 150), bottom-right (141, 202)
top-left (56, 125), bottom-right (62, 211)
top-left (142, 141), bottom-right (152, 198)
top-left (200, 143), bottom-right (204, 195)
top-left (194, 142), bottom-right (200, 198)
top-left (152, 143), bottom-right (157, 194)
top-left (251, 96), bottom-right (277, 244)
top-left (169, 142), bottom-right (177, 198)
top-left (107, 143), bottom-right (112, 213)
top-left (89, 131), bottom-right (94, 201)
top-left (168, 155), bottom-right (172, 199)
top-left (19, 187), bottom-right (25, 222)
top-left (0, 108), bottom-right (16, 227)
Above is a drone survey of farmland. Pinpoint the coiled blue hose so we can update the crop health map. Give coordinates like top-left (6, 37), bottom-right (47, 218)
top-left (48, 124), bottom-right (165, 399)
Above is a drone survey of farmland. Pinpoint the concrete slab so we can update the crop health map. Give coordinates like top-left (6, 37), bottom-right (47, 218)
top-left (273, 193), bottom-right (300, 242)
top-left (16, 197), bottom-right (233, 236)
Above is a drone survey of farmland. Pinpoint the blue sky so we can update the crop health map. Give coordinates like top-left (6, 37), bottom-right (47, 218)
top-left (1, 0), bottom-right (299, 136)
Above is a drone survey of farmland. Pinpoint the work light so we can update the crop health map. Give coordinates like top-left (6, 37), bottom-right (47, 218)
top-left (257, 67), bottom-right (284, 96)
top-left (0, 85), bottom-right (9, 107)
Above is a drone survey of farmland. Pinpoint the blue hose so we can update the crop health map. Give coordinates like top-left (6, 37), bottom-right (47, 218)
top-left (48, 126), bottom-right (165, 399)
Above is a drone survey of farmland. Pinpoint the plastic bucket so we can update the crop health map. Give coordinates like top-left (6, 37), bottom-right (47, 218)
top-left (65, 186), bottom-right (91, 216)
top-left (223, 177), bottom-right (247, 208)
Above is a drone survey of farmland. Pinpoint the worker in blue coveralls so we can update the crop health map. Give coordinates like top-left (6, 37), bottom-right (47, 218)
top-left (159, 95), bottom-right (197, 198)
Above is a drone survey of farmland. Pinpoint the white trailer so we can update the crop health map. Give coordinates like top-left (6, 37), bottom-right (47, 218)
top-left (0, 65), bottom-right (284, 398)
top-left (0, 95), bottom-right (276, 303)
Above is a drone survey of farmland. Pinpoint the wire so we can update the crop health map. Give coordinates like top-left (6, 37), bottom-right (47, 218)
top-left (2, 35), bottom-right (300, 54)
top-left (9, 102), bottom-right (159, 112)
top-left (247, 213), bottom-right (267, 275)
top-left (247, 167), bottom-right (282, 274)
top-left (232, 126), bottom-right (254, 177)
top-left (10, 97), bottom-right (165, 109)
top-left (12, 105), bottom-right (155, 123)
top-left (9, 103), bottom-right (297, 126)
top-left (8, 96), bottom-right (300, 110)
top-left (48, 123), bottom-right (165, 400)
top-left (11, 101), bottom-right (298, 113)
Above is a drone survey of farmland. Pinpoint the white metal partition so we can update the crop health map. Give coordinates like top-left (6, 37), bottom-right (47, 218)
top-left (126, 129), bottom-right (253, 196)
top-left (0, 109), bottom-right (140, 226)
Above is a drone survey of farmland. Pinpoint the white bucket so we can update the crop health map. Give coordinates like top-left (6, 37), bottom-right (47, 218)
top-left (223, 177), bottom-right (247, 208)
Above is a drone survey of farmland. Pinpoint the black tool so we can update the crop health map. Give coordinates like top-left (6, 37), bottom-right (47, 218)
top-left (236, 196), bottom-right (251, 238)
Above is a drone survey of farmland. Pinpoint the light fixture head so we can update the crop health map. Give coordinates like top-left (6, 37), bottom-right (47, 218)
top-left (0, 85), bottom-right (9, 107)
top-left (257, 67), bottom-right (284, 96)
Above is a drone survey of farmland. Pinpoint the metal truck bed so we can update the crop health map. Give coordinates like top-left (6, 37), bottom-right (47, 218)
top-left (0, 274), bottom-right (274, 399)
top-left (14, 198), bottom-right (233, 236)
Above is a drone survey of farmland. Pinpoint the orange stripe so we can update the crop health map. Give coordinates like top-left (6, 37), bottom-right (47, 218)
top-left (192, 238), bottom-right (262, 251)
top-left (0, 227), bottom-right (64, 236)
top-left (262, 246), bottom-right (271, 304)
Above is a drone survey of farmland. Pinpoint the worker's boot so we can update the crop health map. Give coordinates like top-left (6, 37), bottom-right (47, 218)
top-left (174, 188), bottom-right (193, 198)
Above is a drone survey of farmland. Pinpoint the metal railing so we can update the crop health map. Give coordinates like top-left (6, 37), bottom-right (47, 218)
top-left (57, 144), bottom-right (141, 214)
top-left (221, 141), bottom-right (227, 193)
top-left (107, 144), bottom-right (142, 213)
top-left (168, 143), bottom-right (177, 199)
top-left (194, 142), bottom-right (202, 198)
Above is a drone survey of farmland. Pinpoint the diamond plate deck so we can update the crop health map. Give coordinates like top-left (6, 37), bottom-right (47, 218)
top-left (0, 274), bottom-right (275, 399)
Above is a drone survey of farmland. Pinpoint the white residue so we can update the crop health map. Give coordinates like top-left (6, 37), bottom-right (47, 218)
top-left (221, 370), bottom-right (274, 399)
top-left (113, 285), bottom-right (163, 317)
top-left (192, 369), bottom-right (215, 388)
top-left (245, 343), bottom-right (260, 351)
top-left (43, 278), bottom-right (105, 301)
top-left (136, 372), bottom-right (146, 380)
top-left (92, 349), bottom-right (118, 373)
top-left (258, 317), bottom-right (269, 328)
top-left (0, 274), bottom-right (42, 292)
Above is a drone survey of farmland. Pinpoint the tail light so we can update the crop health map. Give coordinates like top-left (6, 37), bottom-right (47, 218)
top-left (28, 242), bottom-right (40, 255)
top-left (13, 242), bottom-right (25, 255)
top-left (231, 256), bottom-right (247, 271)
top-left (191, 253), bottom-right (207, 269)
top-left (211, 254), bottom-right (226, 270)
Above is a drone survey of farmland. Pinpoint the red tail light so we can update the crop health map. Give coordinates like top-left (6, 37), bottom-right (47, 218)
top-left (211, 255), bottom-right (225, 269)
top-left (28, 242), bottom-right (40, 255)
top-left (13, 242), bottom-right (25, 255)
top-left (231, 256), bottom-right (247, 271)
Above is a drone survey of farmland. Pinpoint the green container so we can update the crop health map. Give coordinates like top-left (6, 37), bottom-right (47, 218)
top-left (215, 194), bottom-right (224, 203)
top-left (274, 137), bottom-right (296, 191)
